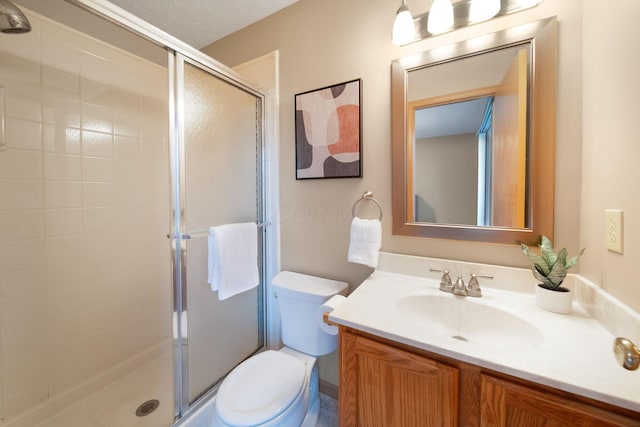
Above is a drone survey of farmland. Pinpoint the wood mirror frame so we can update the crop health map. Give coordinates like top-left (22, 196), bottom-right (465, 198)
top-left (391, 17), bottom-right (557, 245)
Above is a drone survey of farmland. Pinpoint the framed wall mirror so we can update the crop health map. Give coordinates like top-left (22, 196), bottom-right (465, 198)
top-left (391, 17), bottom-right (557, 245)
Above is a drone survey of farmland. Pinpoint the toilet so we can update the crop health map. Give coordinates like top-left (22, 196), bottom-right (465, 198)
top-left (211, 271), bottom-right (348, 427)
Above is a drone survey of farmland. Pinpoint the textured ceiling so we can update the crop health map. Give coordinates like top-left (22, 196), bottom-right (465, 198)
top-left (107, 0), bottom-right (299, 48)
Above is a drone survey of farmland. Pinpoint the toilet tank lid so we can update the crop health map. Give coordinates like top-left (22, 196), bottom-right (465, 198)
top-left (272, 271), bottom-right (348, 299)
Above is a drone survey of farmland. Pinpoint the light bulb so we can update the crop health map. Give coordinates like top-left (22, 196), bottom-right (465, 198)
top-left (392, 2), bottom-right (416, 46)
top-left (427, 0), bottom-right (454, 35)
top-left (469, 0), bottom-right (501, 23)
top-left (517, 0), bottom-right (542, 8)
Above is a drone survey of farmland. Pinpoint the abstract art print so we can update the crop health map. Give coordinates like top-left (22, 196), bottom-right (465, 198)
top-left (295, 79), bottom-right (362, 179)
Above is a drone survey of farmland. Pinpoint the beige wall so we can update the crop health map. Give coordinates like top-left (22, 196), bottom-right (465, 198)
top-left (203, 0), bottom-right (583, 290)
top-left (414, 134), bottom-right (478, 224)
top-left (203, 0), bottom-right (640, 382)
top-left (580, 1), bottom-right (640, 311)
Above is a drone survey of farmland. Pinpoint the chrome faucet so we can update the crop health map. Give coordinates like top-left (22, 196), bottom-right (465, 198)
top-left (429, 268), bottom-right (453, 293)
top-left (453, 276), bottom-right (467, 296)
top-left (466, 273), bottom-right (493, 297)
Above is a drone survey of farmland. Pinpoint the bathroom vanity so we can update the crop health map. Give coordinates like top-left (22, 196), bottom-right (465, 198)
top-left (329, 253), bottom-right (640, 426)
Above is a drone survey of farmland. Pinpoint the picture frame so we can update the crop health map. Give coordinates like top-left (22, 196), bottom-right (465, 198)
top-left (294, 78), bottom-right (362, 179)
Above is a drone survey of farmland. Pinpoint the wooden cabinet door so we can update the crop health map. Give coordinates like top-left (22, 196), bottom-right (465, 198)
top-left (340, 330), bottom-right (459, 427)
top-left (480, 374), bottom-right (640, 427)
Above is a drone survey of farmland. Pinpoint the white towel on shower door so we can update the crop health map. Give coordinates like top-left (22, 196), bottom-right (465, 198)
top-left (207, 222), bottom-right (259, 301)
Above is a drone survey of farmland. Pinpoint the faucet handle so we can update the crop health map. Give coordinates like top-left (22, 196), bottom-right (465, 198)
top-left (430, 268), bottom-right (453, 293)
top-left (467, 273), bottom-right (494, 297)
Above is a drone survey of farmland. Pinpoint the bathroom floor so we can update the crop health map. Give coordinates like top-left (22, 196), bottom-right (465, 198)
top-left (318, 393), bottom-right (339, 427)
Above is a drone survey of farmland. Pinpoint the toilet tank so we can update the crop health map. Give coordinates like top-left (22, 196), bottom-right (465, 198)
top-left (272, 271), bottom-right (348, 356)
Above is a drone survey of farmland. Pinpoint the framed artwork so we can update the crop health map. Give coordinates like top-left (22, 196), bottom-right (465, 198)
top-left (295, 78), bottom-right (362, 179)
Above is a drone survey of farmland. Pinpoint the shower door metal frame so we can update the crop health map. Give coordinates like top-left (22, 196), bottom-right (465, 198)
top-left (66, 0), bottom-right (270, 421)
top-left (172, 52), bottom-right (267, 416)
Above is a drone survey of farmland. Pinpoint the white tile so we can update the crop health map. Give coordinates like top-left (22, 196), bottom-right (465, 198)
top-left (1, 299), bottom-right (47, 344)
top-left (114, 159), bottom-right (142, 184)
top-left (5, 117), bottom-right (42, 151)
top-left (42, 96), bottom-right (81, 128)
top-left (80, 254), bottom-right (117, 284)
top-left (82, 207), bottom-right (116, 233)
top-left (45, 284), bottom-right (90, 323)
top-left (44, 152), bottom-right (81, 181)
top-left (115, 181), bottom-right (143, 206)
top-left (6, 87), bottom-right (41, 121)
top-left (82, 129), bottom-right (113, 158)
top-left (81, 78), bottom-right (112, 108)
top-left (0, 52), bottom-right (40, 89)
top-left (0, 179), bottom-right (43, 210)
top-left (0, 210), bottom-right (43, 242)
top-left (43, 125), bottom-right (81, 154)
top-left (42, 67), bottom-right (80, 101)
top-left (113, 111), bottom-right (141, 137)
top-left (0, 239), bottom-right (43, 272)
top-left (0, 268), bottom-right (44, 305)
top-left (43, 234), bottom-right (83, 266)
top-left (81, 231), bottom-right (116, 258)
top-left (43, 262), bottom-right (83, 295)
top-left (0, 149), bottom-right (43, 179)
top-left (41, 37), bottom-right (80, 76)
top-left (44, 181), bottom-right (82, 208)
top-left (80, 49), bottom-right (111, 84)
top-left (82, 182), bottom-right (115, 207)
top-left (114, 135), bottom-right (140, 160)
top-left (44, 208), bottom-right (82, 236)
top-left (40, 19), bottom-right (80, 50)
top-left (113, 87), bottom-right (139, 112)
top-left (81, 104), bottom-right (112, 134)
top-left (82, 156), bottom-right (113, 182)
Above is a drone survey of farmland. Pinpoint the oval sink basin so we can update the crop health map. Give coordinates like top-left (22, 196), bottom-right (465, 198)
top-left (395, 294), bottom-right (543, 349)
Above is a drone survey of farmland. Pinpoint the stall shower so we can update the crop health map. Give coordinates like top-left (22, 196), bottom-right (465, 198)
top-left (0, 1), bottom-right (269, 425)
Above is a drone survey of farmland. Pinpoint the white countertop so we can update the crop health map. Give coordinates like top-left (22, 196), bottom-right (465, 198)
top-left (329, 267), bottom-right (640, 412)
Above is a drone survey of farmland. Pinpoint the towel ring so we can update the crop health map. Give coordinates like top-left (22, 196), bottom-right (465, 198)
top-left (352, 191), bottom-right (383, 221)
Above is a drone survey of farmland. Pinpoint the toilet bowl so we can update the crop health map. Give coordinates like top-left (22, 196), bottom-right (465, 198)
top-left (212, 271), bottom-right (348, 427)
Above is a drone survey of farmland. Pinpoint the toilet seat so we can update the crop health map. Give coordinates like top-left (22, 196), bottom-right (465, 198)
top-left (215, 350), bottom-right (306, 426)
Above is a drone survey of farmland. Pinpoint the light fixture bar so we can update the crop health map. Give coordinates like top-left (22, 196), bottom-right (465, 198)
top-left (402, 0), bottom-right (542, 45)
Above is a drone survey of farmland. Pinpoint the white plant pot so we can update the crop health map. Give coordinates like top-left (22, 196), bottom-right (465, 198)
top-left (535, 284), bottom-right (573, 314)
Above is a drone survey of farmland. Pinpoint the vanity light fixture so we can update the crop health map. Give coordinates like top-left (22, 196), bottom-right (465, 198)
top-left (469, 0), bottom-right (501, 23)
top-left (392, 0), bottom-right (416, 46)
top-left (427, 0), bottom-right (454, 34)
top-left (393, 0), bottom-right (544, 46)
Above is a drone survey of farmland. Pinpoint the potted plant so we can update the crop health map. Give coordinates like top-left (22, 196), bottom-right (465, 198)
top-left (521, 236), bottom-right (585, 314)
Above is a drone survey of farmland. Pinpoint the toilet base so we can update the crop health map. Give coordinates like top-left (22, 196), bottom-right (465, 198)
top-left (300, 392), bottom-right (319, 427)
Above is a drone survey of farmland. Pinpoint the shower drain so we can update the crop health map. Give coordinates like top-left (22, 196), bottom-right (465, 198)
top-left (135, 399), bottom-right (160, 417)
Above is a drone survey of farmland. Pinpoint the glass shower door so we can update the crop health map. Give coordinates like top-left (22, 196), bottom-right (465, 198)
top-left (173, 54), bottom-right (265, 410)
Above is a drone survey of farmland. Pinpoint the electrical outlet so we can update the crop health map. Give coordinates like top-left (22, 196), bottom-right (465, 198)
top-left (605, 209), bottom-right (623, 254)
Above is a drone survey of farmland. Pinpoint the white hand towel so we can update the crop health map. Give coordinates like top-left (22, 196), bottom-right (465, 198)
top-left (207, 222), bottom-right (259, 301)
top-left (347, 217), bottom-right (382, 268)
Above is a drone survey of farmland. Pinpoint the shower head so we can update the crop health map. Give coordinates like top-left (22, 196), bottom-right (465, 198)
top-left (0, 0), bottom-right (31, 34)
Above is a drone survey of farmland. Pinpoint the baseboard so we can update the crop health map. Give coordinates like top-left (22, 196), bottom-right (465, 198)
top-left (319, 379), bottom-right (339, 400)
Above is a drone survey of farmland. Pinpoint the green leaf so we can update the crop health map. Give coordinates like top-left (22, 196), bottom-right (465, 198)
top-left (546, 261), bottom-right (568, 287)
top-left (556, 247), bottom-right (568, 268)
top-left (521, 243), bottom-right (550, 275)
top-left (539, 236), bottom-right (557, 269)
top-left (565, 247), bottom-right (585, 270)
top-left (532, 266), bottom-right (553, 288)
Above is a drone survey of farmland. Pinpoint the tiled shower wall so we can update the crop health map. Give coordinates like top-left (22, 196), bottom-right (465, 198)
top-left (0, 9), bottom-right (171, 421)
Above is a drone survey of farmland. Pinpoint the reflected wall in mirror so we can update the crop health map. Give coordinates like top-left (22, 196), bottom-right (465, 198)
top-left (392, 17), bottom-right (557, 245)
